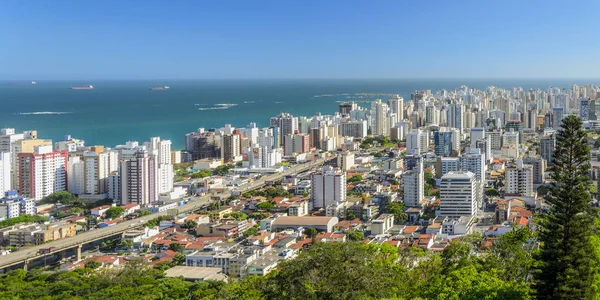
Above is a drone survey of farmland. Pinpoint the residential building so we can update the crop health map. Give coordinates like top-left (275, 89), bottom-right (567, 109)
top-left (505, 160), bottom-right (534, 196)
top-left (271, 216), bottom-right (339, 232)
top-left (18, 146), bottom-right (68, 201)
top-left (540, 135), bottom-right (556, 165)
top-left (221, 134), bottom-right (241, 164)
top-left (119, 150), bottom-right (157, 206)
top-left (0, 152), bottom-right (10, 194)
top-left (310, 167), bottom-right (346, 209)
top-left (439, 171), bottom-right (479, 218)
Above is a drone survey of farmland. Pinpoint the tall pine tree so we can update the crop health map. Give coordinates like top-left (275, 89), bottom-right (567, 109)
top-left (536, 115), bottom-right (597, 299)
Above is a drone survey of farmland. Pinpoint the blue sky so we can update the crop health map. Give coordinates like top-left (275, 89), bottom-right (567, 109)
top-left (1, 0), bottom-right (599, 79)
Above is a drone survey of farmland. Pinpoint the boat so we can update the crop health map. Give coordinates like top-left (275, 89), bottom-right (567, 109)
top-left (70, 85), bottom-right (93, 90)
top-left (30, 81), bottom-right (37, 85)
top-left (150, 86), bottom-right (170, 91)
top-left (8, 81), bottom-right (37, 86)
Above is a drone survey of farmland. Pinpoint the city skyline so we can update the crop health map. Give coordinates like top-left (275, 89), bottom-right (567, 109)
top-left (3, 0), bottom-right (600, 80)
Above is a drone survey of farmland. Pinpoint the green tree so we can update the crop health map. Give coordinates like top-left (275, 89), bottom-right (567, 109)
top-left (347, 231), bottom-right (364, 241)
top-left (215, 165), bottom-right (234, 176)
top-left (594, 138), bottom-right (600, 148)
top-left (84, 261), bottom-right (102, 269)
top-left (346, 210), bottom-right (356, 220)
top-left (183, 220), bottom-right (198, 229)
top-left (39, 190), bottom-right (78, 205)
top-left (485, 188), bottom-right (500, 197)
top-left (256, 202), bottom-right (274, 211)
top-left (303, 228), bottom-right (317, 240)
top-left (384, 202), bottom-right (407, 224)
top-left (347, 174), bottom-right (363, 183)
top-left (139, 209), bottom-right (152, 216)
top-left (0, 215), bottom-right (48, 229)
top-left (243, 227), bottom-right (259, 237)
top-left (424, 169), bottom-right (435, 186)
top-left (191, 169), bottom-right (212, 179)
top-left (104, 206), bottom-right (125, 219)
top-left (535, 115), bottom-right (597, 299)
top-left (168, 242), bottom-right (184, 253)
top-left (224, 212), bottom-right (248, 220)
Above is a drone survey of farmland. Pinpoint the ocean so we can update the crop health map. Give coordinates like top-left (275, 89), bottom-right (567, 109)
top-left (0, 79), bottom-right (597, 149)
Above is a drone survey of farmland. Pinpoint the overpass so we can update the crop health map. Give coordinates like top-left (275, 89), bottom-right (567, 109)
top-left (0, 156), bottom-right (330, 272)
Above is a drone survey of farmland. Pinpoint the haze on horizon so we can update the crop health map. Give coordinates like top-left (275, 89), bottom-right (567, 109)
top-left (2, 0), bottom-right (600, 80)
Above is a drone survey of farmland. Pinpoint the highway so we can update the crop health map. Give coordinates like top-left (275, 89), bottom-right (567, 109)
top-left (0, 156), bottom-right (328, 270)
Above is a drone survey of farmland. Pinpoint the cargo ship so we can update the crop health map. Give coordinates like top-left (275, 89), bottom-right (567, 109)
top-left (150, 86), bottom-right (170, 91)
top-left (70, 85), bottom-right (93, 90)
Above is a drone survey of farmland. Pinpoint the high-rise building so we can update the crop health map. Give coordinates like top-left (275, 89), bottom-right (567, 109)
top-left (580, 98), bottom-right (590, 121)
top-left (402, 169), bottom-right (424, 207)
top-left (283, 133), bottom-right (310, 156)
top-left (371, 99), bottom-right (389, 136)
top-left (11, 138), bottom-right (52, 190)
top-left (505, 160), bottom-right (534, 196)
top-left (339, 120), bottom-right (368, 139)
top-left (439, 171), bottom-right (479, 218)
top-left (387, 95), bottom-right (404, 121)
top-left (505, 120), bottom-right (523, 144)
top-left (310, 167), bottom-right (346, 209)
top-left (475, 136), bottom-right (492, 163)
top-left (406, 129), bottom-right (428, 155)
top-left (0, 152), bottom-right (10, 194)
top-left (523, 156), bottom-right (546, 184)
top-left (446, 103), bottom-right (464, 133)
top-left (309, 127), bottom-right (324, 150)
top-left (145, 137), bottom-right (173, 194)
top-left (270, 113), bottom-right (299, 143)
top-left (221, 134), bottom-right (241, 163)
top-left (461, 148), bottom-right (486, 181)
top-left (119, 150), bottom-right (157, 206)
top-left (184, 131), bottom-right (221, 161)
top-left (439, 157), bottom-right (460, 178)
top-left (18, 146), bottom-right (68, 201)
top-left (434, 128), bottom-right (459, 157)
top-left (552, 107), bottom-right (565, 130)
top-left (540, 136), bottom-right (556, 165)
top-left (339, 102), bottom-right (357, 115)
top-left (469, 128), bottom-right (485, 148)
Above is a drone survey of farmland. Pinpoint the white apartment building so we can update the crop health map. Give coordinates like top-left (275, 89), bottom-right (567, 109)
top-left (406, 129), bottom-right (428, 155)
top-left (310, 167), bottom-right (346, 209)
top-left (505, 160), bottom-right (533, 196)
top-left (461, 148), bottom-right (486, 181)
top-left (371, 100), bottom-right (389, 136)
top-left (283, 134), bottom-right (309, 156)
top-left (402, 169), bottom-right (424, 207)
top-left (18, 145), bottom-right (68, 201)
top-left (439, 171), bottom-right (479, 218)
top-left (440, 157), bottom-right (460, 178)
top-left (388, 95), bottom-right (404, 121)
top-left (67, 156), bottom-right (85, 195)
top-left (0, 152), bottom-right (11, 194)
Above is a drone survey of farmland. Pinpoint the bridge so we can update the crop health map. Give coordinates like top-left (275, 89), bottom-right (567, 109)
top-left (0, 156), bottom-right (328, 272)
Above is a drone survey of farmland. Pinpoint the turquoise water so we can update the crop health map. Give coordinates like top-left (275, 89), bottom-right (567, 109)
top-left (0, 79), bottom-right (597, 149)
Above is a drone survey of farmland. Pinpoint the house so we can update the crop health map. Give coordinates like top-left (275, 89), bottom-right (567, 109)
top-left (121, 203), bottom-right (141, 215)
top-left (62, 255), bottom-right (121, 271)
top-left (90, 205), bottom-right (111, 216)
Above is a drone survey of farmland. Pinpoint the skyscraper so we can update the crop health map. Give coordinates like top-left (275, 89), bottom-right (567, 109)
top-left (387, 95), bottom-right (404, 121)
top-left (18, 146), bottom-right (68, 201)
top-left (221, 134), bottom-right (241, 163)
top-left (371, 99), bottom-right (389, 136)
top-left (119, 150), bottom-right (157, 206)
top-left (310, 167), bottom-right (346, 209)
top-left (552, 107), bottom-right (565, 130)
top-left (439, 171), bottom-right (479, 218)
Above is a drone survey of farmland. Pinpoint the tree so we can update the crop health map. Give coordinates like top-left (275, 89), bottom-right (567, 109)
top-left (256, 202), bottom-right (274, 211)
top-left (139, 209), bottom-right (152, 216)
top-left (243, 227), bottom-right (259, 237)
top-left (215, 165), bottom-right (234, 176)
top-left (384, 202), bottom-right (407, 224)
top-left (84, 261), bottom-right (102, 269)
top-left (224, 212), bottom-right (247, 220)
top-left (39, 191), bottom-right (78, 205)
top-left (183, 220), bottom-right (198, 229)
top-left (485, 188), bottom-right (500, 197)
top-left (104, 206), bottom-right (125, 219)
top-left (347, 231), bottom-right (364, 241)
top-left (346, 210), bottom-right (356, 220)
top-left (168, 242), bottom-right (184, 253)
top-left (303, 228), bottom-right (317, 240)
top-left (535, 115), bottom-right (597, 299)
top-left (191, 169), bottom-right (212, 179)
top-left (595, 138), bottom-right (600, 149)
top-left (347, 174), bottom-right (363, 183)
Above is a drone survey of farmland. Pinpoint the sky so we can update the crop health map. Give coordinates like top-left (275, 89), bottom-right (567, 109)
top-left (1, 0), bottom-right (600, 79)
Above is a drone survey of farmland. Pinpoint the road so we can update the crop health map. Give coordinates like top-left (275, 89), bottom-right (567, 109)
top-left (0, 157), bottom-right (328, 269)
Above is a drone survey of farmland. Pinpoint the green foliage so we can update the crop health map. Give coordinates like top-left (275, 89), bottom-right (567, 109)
top-left (347, 174), bottom-right (363, 183)
top-left (39, 191), bottom-right (79, 206)
top-left (360, 136), bottom-right (397, 149)
top-left (183, 220), bottom-right (198, 229)
top-left (346, 210), bottom-right (356, 220)
top-left (243, 226), bottom-right (259, 237)
top-left (139, 209), bottom-right (152, 216)
top-left (424, 169), bottom-right (436, 186)
top-left (0, 215), bottom-right (48, 229)
top-left (145, 216), bottom-right (171, 228)
top-left (303, 227), bottom-right (317, 239)
top-left (536, 185), bottom-right (549, 196)
top-left (248, 212), bottom-right (270, 220)
top-left (347, 231), bottom-right (364, 241)
top-left (594, 138), bottom-right (600, 148)
top-left (256, 202), bottom-right (274, 211)
top-left (535, 115), bottom-right (597, 299)
top-left (84, 261), bottom-right (102, 269)
top-left (384, 202), bottom-right (407, 224)
top-left (215, 165), bottom-right (235, 176)
top-left (224, 211), bottom-right (248, 220)
top-left (485, 188), bottom-right (500, 197)
top-left (191, 169), bottom-right (212, 179)
top-left (104, 206), bottom-right (125, 219)
top-left (244, 186), bottom-right (294, 199)
top-left (168, 242), bottom-right (184, 253)
top-left (0, 242), bottom-right (534, 300)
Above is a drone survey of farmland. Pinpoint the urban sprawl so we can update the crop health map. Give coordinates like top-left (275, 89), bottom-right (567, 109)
top-left (0, 84), bottom-right (593, 280)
